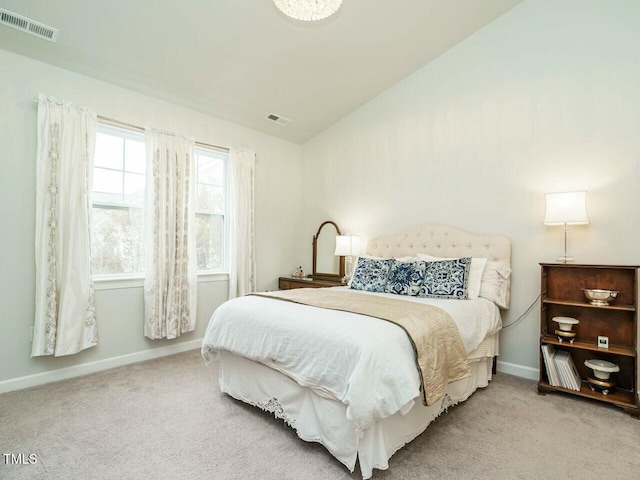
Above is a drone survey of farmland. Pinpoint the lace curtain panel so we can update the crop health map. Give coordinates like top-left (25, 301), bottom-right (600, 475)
top-left (143, 129), bottom-right (197, 339)
top-left (32, 95), bottom-right (98, 357)
top-left (228, 149), bottom-right (257, 299)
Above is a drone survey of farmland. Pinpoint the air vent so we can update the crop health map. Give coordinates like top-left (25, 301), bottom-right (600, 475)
top-left (0, 9), bottom-right (59, 42)
top-left (265, 113), bottom-right (291, 126)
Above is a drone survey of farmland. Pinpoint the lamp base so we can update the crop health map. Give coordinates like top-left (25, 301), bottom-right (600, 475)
top-left (556, 255), bottom-right (575, 264)
top-left (344, 256), bottom-right (354, 283)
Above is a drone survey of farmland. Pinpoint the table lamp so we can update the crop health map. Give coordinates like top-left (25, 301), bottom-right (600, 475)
top-left (544, 191), bottom-right (589, 263)
top-left (335, 235), bottom-right (361, 283)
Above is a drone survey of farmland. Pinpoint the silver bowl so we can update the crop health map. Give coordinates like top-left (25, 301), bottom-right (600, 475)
top-left (582, 288), bottom-right (618, 306)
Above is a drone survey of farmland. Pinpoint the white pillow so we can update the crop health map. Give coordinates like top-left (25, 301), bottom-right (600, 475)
top-left (395, 255), bottom-right (421, 262)
top-left (478, 261), bottom-right (511, 309)
top-left (417, 254), bottom-right (487, 299)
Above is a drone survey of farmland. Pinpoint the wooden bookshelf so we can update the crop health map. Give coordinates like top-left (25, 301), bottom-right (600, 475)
top-left (538, 263), bottom-right (639, 417)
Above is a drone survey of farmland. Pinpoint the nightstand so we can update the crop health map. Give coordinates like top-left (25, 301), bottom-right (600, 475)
top-left (278, 276), bottom-right (344, 290)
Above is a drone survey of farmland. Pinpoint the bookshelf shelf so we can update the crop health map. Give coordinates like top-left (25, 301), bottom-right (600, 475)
top-left (538, 263), bottom-right (639, 417)
top-left (541, 335), bottom-right (635, 357)
top-left (537, 380), bottom-right (637, 409)
top-left (543, 298), bottom-right (635, 312)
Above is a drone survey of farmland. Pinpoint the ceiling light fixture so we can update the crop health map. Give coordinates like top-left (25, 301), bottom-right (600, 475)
top-left (273, 0), bottom-right (343, 22)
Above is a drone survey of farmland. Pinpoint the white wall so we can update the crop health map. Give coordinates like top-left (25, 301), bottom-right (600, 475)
top-left (300, 0), bottom-right (640, 377)
top-left (0, 49), bottom-right (302, 387)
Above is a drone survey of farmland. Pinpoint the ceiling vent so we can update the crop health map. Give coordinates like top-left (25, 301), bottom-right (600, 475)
top-left (0, 9), bottom-right (59, 42)
top-left (265, 113), bottom-right (291, 126)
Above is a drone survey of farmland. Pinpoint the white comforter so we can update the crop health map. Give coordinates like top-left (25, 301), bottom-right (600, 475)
top-left (202, 287), bottom-right (501, 433)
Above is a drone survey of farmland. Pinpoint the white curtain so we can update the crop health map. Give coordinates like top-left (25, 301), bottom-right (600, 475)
top-left (228, 149), bottom-right (257, 299)
top-left (143, 129), bottom-right (197, 339)
top-left (32, 95), bottom-right (98, 357)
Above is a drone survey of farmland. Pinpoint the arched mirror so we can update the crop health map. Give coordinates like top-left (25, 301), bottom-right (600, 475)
top-left (313, 221), bottom-right (345, 281)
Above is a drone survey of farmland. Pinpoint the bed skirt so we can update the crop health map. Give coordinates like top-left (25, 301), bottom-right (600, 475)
top-left (218, 335), bottom-right (497, 479)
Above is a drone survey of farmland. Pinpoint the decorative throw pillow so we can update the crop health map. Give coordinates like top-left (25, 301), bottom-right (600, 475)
top-left (347, 255), bottom-right (384, 288)
top-left (385, 260), bottom-right (427, 296)
top-left (417, 254), bottom-right (487, 299)
top-left (349, 257), bottom-right (393, 292)
top-left (418, 258), bottom-right (472, 299)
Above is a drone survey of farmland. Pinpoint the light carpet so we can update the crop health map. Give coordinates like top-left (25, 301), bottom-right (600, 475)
top-left (1, 350), bottom-right (638, 480)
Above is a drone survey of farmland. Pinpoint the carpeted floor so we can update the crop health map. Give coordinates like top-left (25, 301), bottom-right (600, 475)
top-left (1, 350), bottom-right (638, 480)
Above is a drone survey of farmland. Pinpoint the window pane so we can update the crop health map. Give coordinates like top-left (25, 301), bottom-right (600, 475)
top-left (125, 138), bottom-right (146, 174)
top-left (197, 184), bottom-right (224, 213)
top-left (124, 173), bottom-right (145, 207)
top-left (196, 214), bottom-right (224, 271)
top-left (91, 207), bottom-right (144, 275)
top-left (198, 154), bottom-right (224, 185)
top-left (93, 167), bottom-right (123, 198)
top-left (94, 132), bottom-right (123, 170)
top-left (92, 192), bottom-right (122, 204)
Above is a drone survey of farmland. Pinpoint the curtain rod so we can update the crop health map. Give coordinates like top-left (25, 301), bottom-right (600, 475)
top-left (32, 96), bottom-right (229, 152)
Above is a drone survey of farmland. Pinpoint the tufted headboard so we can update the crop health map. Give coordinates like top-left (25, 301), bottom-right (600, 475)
top-left (367, 224), bottom-right (511, 306)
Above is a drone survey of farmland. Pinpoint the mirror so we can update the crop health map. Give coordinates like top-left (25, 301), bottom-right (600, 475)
top-left (313, 221), bottom-right (345, 281)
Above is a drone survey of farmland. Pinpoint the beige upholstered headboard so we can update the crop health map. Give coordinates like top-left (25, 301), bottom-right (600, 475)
top-left (366, 224), bottom-right (511, 307)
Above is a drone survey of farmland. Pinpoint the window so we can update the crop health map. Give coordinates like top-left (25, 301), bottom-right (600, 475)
top-left (91, 125), bottom-right (146, 276)
top-left (90, 123), bottom-right (228, 278)
top-left (195, 146), bottom-right (228, 272)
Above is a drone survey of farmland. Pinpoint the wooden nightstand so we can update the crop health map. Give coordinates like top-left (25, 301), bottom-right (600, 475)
top-left (278, 276), bottom-right (344, 290)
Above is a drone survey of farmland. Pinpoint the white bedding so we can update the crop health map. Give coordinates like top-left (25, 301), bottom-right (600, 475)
top-left (218, 349), bottom-right (497, 478)
top-left (201, 287), bottom-right (501, 434)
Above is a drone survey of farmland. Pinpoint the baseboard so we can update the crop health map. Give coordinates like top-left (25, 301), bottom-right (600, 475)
top-left (1, 343), bottom-right (539, 394)
top-left (496, 360), bottom-right (539, 381)
top-left (0, 338), bottom-right (203, 394)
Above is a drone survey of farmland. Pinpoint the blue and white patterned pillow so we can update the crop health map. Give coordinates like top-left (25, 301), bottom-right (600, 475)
top-left (349, 257), bottom-right (393, 292)
top-left (385, 260), bottom-right (427, 296)
top-left (418, 258), bottom-right (471, 300)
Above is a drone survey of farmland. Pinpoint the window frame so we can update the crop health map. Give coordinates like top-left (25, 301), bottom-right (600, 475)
top-left (90, 122), bottom-right (231, 289)
top-left (194, 144), bottom-right (230, 274)
top-left (91, 123), bottom-right (147, 281)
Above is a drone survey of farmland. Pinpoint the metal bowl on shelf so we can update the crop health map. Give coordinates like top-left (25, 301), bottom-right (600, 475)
top-left (582, 288), bottom-right (618, 306)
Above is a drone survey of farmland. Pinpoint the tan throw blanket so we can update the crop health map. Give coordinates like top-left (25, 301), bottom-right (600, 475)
top-left (251, 288), bottom-right (471, 406)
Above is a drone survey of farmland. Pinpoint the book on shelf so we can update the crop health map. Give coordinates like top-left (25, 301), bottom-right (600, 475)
top-left (565, 353), bottom-right (583, 391)
top-left (553, 350), bottom-right (581, 391)
top-left (553, 350), bottom-right (570, 388)
top-left (541, 344), bottom-right (560, 387)
top-left (554, 351), bottom-right (570, 389)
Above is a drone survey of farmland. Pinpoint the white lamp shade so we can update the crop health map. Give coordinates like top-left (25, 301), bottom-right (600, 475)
top-left (544, 191), bottom-right (589, 225)
top-left (334, 235), bottom-right (361, 256)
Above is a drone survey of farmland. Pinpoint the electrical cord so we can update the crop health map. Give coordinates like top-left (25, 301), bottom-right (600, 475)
top-left (502, 293), bottom-right (541, 329)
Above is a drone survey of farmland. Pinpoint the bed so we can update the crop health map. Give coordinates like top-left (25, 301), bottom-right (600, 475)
top-left (202, 224), bottom-right (511, 478)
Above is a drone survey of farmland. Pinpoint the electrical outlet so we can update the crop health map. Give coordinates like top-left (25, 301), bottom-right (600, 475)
top-left (597, 335), bottom-right (609, 349)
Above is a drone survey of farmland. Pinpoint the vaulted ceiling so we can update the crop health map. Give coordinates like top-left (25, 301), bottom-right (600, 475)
top-left (0, 0), bottom-right (523, 143)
